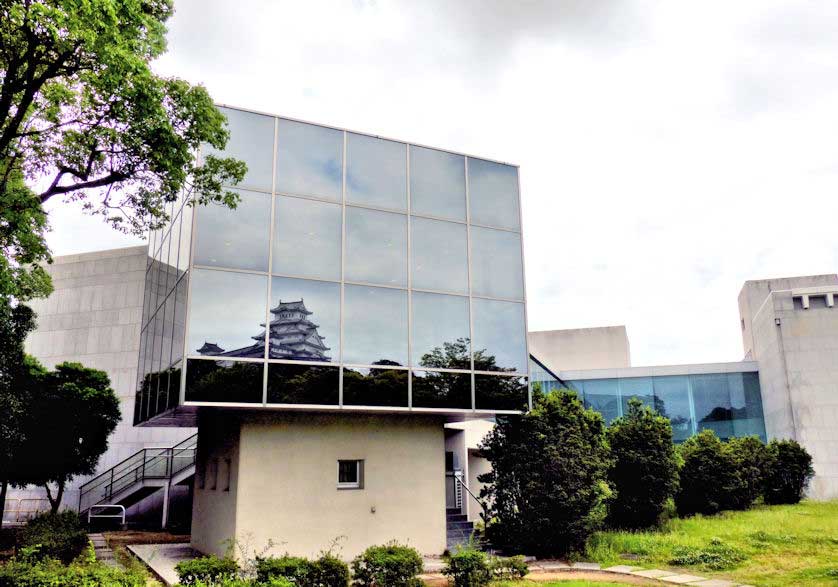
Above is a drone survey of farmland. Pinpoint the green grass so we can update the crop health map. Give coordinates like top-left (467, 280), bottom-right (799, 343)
top-left (494, 583), bottom-right (650, 587)
top-left (585, 500), bottom-right (838, 587)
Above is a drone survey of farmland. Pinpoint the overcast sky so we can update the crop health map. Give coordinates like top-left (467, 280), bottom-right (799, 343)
top-left (46, 0), bottom-right (838, 366)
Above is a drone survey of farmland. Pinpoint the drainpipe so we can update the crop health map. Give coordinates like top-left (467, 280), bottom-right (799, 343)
top-left (774, 316), bottom-right (798, 441)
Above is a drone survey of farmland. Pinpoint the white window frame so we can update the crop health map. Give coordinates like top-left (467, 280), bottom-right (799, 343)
top-left (337, 459), bottom-right (363, 490)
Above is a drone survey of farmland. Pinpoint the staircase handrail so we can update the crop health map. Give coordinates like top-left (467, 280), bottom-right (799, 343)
top-left (453, 472), bottom-right (489, 520)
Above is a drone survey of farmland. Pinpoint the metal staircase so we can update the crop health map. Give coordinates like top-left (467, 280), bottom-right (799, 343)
top-left (78, 434), bottom-right (197, 526)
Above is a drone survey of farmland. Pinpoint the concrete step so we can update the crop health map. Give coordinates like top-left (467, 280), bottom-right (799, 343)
top-left (447, 520), bottom-right (474, 530)
top-left (446, 513), bottom-right (468, 522)
top-left (446, 508), bottom-right (461, 515)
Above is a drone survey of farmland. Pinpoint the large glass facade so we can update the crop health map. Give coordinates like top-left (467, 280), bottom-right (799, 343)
top-left (135, 107), bottom-right (529, 423)
top-left (529, 357), bottom-right (766, 442)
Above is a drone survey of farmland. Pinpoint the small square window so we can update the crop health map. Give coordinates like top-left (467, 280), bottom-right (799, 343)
top-left (337, 459), bottom-right (363, 489)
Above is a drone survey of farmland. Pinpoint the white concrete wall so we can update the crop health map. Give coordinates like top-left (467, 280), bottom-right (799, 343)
top-left (18, 246), bottom-right (194, 506)
top-left (466, 451), bottom-right (491, 523)
top-left (197, 412), bottom-right (447, 560)
top-left (528, 326), bottom-right (631, 371)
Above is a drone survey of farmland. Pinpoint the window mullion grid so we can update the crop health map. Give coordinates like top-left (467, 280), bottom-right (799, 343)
top-left (339, 130), bottom-right (347, 408)
top-left (406, 143), bottom-right (413, 409)
top-left (464, 156), bottom-right (476, 411)
top-left (263, 116), bottom-right (279, 406)
top-left (514, 165), bottom-right (532, 410)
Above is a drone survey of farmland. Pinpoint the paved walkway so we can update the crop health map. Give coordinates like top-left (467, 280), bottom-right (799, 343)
top-left (127, 543), bottom-right (201, 586)
top-left (88, 533), bottom-right (118, 568)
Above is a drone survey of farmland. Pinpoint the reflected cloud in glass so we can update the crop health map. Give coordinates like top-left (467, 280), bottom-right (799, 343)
top-left (470, 226), bottom-right (524, 300)
top-left (276, 119), bottom-right (342, 201)
top-left (193, 189), bottom-right (271, 272)
top-left (410, 146), bottom-right (465, 221)
top-left (346, 133), bottom-right (406, 210)
top-left (273, 196), bottom-right (341, 281)
top-left (467, 157), bottom-right (519, 230)
top-left (471, 298), bottom-right (527, 373)
top-left (411, 217), bottom-right (468, 294)
top-left (411, 292), bottom-right (470, 368)
top-left (269, 276), bottom-right (340, 361)
top-left (205, 107), bottom-right (274, 192)
top-left (343, 284), bottom-right (407, 365)
top-left (345, 207), bottom-right (407, 286)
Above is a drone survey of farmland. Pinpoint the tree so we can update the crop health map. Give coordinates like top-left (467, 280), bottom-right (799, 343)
top-left (675, 429), bottom-right (747, 517)
top-left (762, 439), bottom-right (814, 504)
top-left (0, 299), bottom-right (37, 526)
top-left (0, 0), bottom-right (246, 297)
top-left (606, 397), bottom-right (679, 529)
top-left (478, 389), bottom-right (610, 557)
top-left (15, 361), bottom-right (121, 513)
top-left (724, 436), bottom-right (768, 510)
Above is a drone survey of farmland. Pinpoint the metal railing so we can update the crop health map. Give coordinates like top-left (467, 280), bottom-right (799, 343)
top-left (78, 434), bottom-right (197, 513)
top-left (453, 471), bottom-right (489, 521)
top-left (88, 504), bottom-right (126, 526)
top-left (2, 498), bottom-right (50, 525)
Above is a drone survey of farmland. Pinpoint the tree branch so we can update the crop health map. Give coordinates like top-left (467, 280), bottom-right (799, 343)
top-left (39, 171), bottom-right (128, 203)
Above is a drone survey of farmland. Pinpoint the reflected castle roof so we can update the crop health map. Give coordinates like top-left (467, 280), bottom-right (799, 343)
top-left (197, 299), bottom-right (331, 361)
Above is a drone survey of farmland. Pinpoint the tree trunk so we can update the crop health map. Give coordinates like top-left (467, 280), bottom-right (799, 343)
top-left (0, 480), bottom-right (7, 528)
top-left (44, 480), bottom-right (65, 514)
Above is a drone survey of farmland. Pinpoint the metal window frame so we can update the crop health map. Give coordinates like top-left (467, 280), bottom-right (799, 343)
top-left (336, 459), bottom-right (364, 490)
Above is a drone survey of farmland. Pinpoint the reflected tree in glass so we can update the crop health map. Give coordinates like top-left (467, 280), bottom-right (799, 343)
top-left (474, 374), bottom-right (528, 411)
top-left (185, 359), bottom-right (263, 403)
top-left (267, 364), bottom-right (339, 405)
top-left (412, 370), bottom-right (471, 409)
top-left (342, 367), bottom-right (408, 407)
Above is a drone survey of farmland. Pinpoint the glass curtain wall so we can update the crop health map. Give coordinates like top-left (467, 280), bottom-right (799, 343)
top-left (135, 107), bottom-right (530, 421)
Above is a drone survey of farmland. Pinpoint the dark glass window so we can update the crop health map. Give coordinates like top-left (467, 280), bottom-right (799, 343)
top-left (275, 119), bottom-right (342, 201)
top-left (345, 207), bottom-right (407, 286)
top-left (342, 285), bottom-right (408, 366)
top-left (338, 460), bottom-right (362, 488)
top-left (205, 107), bottom-right (275, 192)
top-left (474, 374), bottom-right (528, 411)
top-left (652, 375), bottom-right (694, 442)
top-left (583, 379), bottom-right (621, 424)
top-left (620, 377), bottom-right (654, 413)
top-left (273, 196), bottom-right (341, 281)
top-left (412, 370), bottom-right (472, 409)
top-left (342, 366), bottom-right (408, 407)
top-left (467, 157), bottom-right (520, 230)
top-left (411, 292), bottom-right (470, 368)
top-left (692, 373), bottom-right (734, 439)
top-left (268, 277), bottom-right (340, 362)
top-left (185, 359), bottom-right (263, 403)
top-left (167, 361), bottom-right (182, 410)
top-left (193, 189), bottom-right (271, 272)
top-left (471, 298), bottom-right (527, 373)
top-left (187, 269), bottom-right (268, 358)
top-left (470, 226), bottom-right (524, 300)
top-left (409, 145), bottom-right (465, 221)
top-left (728, 372), bottom-right (766, 440)
top-left (346, 133), bottom-right (407, 210)
top-left (411, 217), bottom-right (468, 294)
top-left (267, 363), bottom-right (339, 405)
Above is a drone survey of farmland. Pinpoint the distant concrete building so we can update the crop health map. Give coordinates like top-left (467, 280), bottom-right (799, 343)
top-left (528, 326), bottom-right (630, 371)
top-left (738, 275), bottom-right (838, 499)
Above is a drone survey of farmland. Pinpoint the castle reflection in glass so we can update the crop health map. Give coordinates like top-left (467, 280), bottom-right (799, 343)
top-left (134, 106), bottom-right (529, 423)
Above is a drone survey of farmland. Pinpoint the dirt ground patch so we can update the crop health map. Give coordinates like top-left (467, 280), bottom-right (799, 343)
top-left (104, 530), bottom-right (190, 549)
top-left (420, 570), bottom-right (660, 586)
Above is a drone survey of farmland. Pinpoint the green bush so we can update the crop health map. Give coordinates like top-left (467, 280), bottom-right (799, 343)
top-left (479, 389), bottom-right (610, 556)
top-left (255, 553), bottom-right (349, 587)
top-left (443, 548), bottom-right (491, 587)
top-left (489, 555), bottom-right (528, 580)
top-left (18, 511), bottom-right (88, 564)
top-left (350, 542), bottom-right (423, 587)
top-left (175, 555), bottom-right (239, 585)
top-left (0, 557), bottom-right (146, 587)
top-left (669, 537), bottom-right (746, 570)
top-left (724, 436), bottom-right (768, 509)
top-left (675, 430), bottom-right (747, 516)
top-left (606, 398), bottom-right (680, 529)
top-left (763, 439), bottom-right (814, 504)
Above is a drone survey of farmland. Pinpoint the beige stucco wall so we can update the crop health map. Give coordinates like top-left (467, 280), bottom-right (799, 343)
top-left (195, 412), bottom-right (447, 560)
top-left (192, 411), bottom-right (240, 556)
top-left (528, 326), bottom-right (631, 371)
top-left (466, 451), bottom-right (492, 523)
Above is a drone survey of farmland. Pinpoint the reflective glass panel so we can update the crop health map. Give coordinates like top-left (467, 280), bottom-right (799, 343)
top-left (471, 298), bottom-right (527, 373)
top-left (652, 375), bottom-right (694, 442)
top-left (342, 367), bottom-right (408, 407)
top-left (193, 189), bottom-right (271, 272)
top-left (692, 373), bottom-right (734, 439)
top-left (185, 359), bottom-right (263, 403)
top-left (620, 377), bottom-right (655, 413)
top-left (343, 285), bottom-right (407, 366)
top-left (583, 379), bottom-right (621, 424)
top-left (411, 217), bottom-right (468, 294)
top-left (205, 107), bottom-right (274, 192)
top-left (411, 292), bottom-right (470, 368)
top-left (412, 370), bottom-right (471, 409)
top-left (268, 277), bottom-right (339, 362)
top-left (470, 226), bottom-right (524, 300)
top-left (171, 275), bottom-right (188, 366)
top-left (187, 269), bottom-right (268, 358)
top-left (272, 196), bottom-right (341, 281)
top-left (409, 146), bottom-right (466, 221)
top-left (276, 119), bottom-right (342, 201)
top-left (474, 374), bottom-right (528, 411)
top-left (346, 133), bottom-right (406, 210)
top-left (166, 361), bottom-right (182, 410)
top-left (728, 372), bottom-right (766, 440)
top-left (267, 363), bottom-right (339, 405)
top-left (345, 207), bottom-right (407, 286)
top-left (467, 157), bottom-right (520, 230)
top-left (177, 204), bottom-right (193, 274)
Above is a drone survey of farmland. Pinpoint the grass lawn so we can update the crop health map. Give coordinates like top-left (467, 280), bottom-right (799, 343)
top-left (494, 582), bottom-right (654, 586)
top-left (585, 500), bottom-right (838, 587)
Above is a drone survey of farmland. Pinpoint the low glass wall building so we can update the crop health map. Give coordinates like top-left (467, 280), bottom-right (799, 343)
top-left (135, 106), bottom-right (530, 424)
top-left (530, 358), bottom-right (766, 442)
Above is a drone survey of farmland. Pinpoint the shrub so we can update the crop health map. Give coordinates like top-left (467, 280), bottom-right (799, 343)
top-left (0, 557), bottom-right (146, 587)
top-left (669, 537), bottom-right (746, 570)
top-left (443, 548), bottom-right (491, 587)
top-left (18, 511), bottom-right (88, 564)
top-left (350, 542), bottom-right (423, 587)
top-left (606, 398), bottom-right (680, 529)
top-left (724, 436), bottom-right (768, 509)
top-left (175, 555), bottom-right (239, 585)
top-left (255, 553), bottom-right (349, 587)
top-left (489, 555), bottom-right (528, 580)
top-left (763, 439), bottom-right (814, 504)
top-left (479, 389), bottom-right (610, 556)
top-left (675, 430), bottom-right (746, 516)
